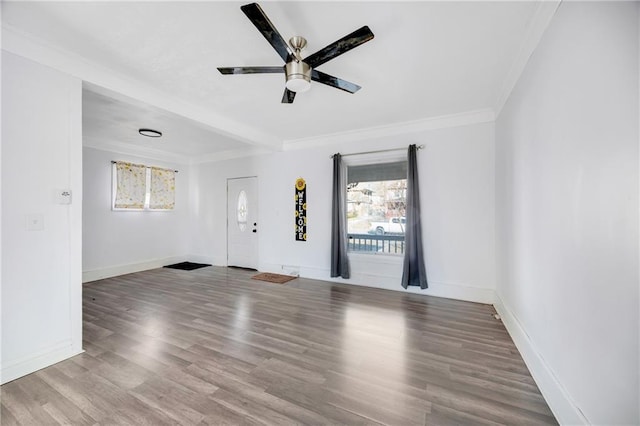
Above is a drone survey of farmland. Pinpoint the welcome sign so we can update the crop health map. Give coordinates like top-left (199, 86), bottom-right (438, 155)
top-left (295, 178), bottom-right (307, 241)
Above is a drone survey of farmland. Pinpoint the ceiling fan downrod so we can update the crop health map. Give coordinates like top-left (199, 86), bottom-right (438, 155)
top-left (285, 36), bottom-right (311, 92)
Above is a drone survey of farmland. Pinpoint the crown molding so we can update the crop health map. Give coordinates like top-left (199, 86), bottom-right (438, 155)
top-left (85, 108), bottom-right (494, 164)
top-left (494, 0), bottom-right (561, 117)
top-left (2, 24), bottom-right (282, 150)
top-left (83, 139), bottom-right (192, 165)
top-left (83, 138), bottom-right (273, 166)
top-left (282, 108), bottom-right (495, 151)
top-left (189, 146), bottom-right (274, 165)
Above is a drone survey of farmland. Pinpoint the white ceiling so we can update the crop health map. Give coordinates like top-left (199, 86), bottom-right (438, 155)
top-left (82, 85), bottom-right (260, 163)
top-left (2, 1), bottom-right (552, 161)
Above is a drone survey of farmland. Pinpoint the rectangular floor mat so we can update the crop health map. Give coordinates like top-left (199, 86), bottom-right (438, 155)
top-left (251, 272), bottom-right (297, 284)
top-left (164, 262), bottom-right (212, 271)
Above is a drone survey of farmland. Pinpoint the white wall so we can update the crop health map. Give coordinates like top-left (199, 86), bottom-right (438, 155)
top-left (495, 2), bottom-right (639, 424)
top-left (82, 147), bottom-right (190, 282)
top-left (0, 39), bottom-right (3, 381)
top-left (1, 52), bottom-right (83, 383)
top-left (190, 121), bottom-right (496, 303)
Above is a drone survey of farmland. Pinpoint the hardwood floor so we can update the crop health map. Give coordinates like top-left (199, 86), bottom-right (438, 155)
top-left (1, 266), bottom-right (557, 425)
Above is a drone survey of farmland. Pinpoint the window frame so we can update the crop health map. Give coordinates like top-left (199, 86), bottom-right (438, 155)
top-left (343, 150), bottom-right (408, 257)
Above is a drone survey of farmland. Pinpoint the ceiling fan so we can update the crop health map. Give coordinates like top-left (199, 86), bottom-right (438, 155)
top-left (217, 3), bottom-right (374, 104)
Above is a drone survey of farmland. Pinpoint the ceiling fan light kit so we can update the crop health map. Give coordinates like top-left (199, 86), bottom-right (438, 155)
top-left (285, 63), bottom-right (311, 92)
top-left (217, 2), bottom-right (374, 103)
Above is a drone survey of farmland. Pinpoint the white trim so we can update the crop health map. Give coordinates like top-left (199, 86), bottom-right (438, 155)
top-left (282, 109), bottom-right (495, 151)
top-left (494, 1), bottom-right (561, 117)
top-left (187, 254), bottom-right (225, 266)
top-left (0, 40), bottom-right (3, 381)
top-left (82, 255), bottom-right (187, 283)
top-left (1, 341), bottom-right (84, 385)
top-left (342, 149), bottom-right (407, 167)
top-left (84, 139), bottom-right (192, 165)
top-left (67, 76), bottom-right (84, 357)
top-left (2, 25), bottom-right (281, 150)
top-left (189, 147), bottom-right (275, 165)
top-left (347, 251), bottom-right (405, 264)
top-left (259, 262), bottom-right (495, 304)
top-left (637, 6), bottom-right (640, 416)
top-left (493, 293), bottom-right (589, 425)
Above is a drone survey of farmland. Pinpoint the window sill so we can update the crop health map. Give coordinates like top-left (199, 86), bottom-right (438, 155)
top-left (111, 208), bottom-right (174, 212)
top-left (348, 251), bottom-right (403, 264)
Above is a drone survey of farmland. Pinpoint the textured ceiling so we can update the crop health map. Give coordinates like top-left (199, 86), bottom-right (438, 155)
top-left (3, 1), bottom-right (543, 158)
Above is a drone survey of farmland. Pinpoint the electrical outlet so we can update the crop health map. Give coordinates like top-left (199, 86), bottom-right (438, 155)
top-left (26, 214), bottom-right (44, 231)
top-left (281, 265), bottom-right (300, 276)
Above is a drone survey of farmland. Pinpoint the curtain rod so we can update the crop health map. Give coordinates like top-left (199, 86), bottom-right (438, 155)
top-left (330, 145), bottom-right (424, 158)
top-left (111, 160), bottom-right (178, 173)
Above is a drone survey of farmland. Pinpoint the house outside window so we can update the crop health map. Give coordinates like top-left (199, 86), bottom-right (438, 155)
top-left (346, 160), bottom-right (407, 255)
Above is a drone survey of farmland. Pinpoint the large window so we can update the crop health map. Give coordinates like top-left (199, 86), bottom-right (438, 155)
top-left (347, 161), bottom-right (407, 255)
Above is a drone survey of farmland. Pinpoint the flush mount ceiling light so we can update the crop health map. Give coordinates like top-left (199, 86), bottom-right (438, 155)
top-left (139, 128), bottom-right (162, 138)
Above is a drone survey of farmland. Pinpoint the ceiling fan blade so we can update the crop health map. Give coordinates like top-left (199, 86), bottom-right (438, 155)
top-left (241, 3), bottom-right (293, 63)
top-left (312, 70), bottom-right (361, 94)
top-left (218, 66), bottom-right (284, 75)
top-left (304, 26), bottom-right (374, 68)
top-left (281, 88), bottom-right (296, 103)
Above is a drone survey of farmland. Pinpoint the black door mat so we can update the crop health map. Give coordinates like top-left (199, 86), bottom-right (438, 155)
top-left (164, 262), bottom-right (211, 271)
top-left (228, 266), bottom-right (258, 271)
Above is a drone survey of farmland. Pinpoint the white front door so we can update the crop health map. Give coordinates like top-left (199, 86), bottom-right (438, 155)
top-left (227, 177), bottom-right (258, 269)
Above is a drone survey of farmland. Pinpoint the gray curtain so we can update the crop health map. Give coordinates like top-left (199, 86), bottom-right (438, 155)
top-left (402, 144), bottom-right (428, 289)
top-left (330, 153), bottom-right (350, 278)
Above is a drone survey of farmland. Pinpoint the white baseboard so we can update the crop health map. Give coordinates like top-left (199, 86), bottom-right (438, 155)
top-left (259, 262), bottom-right (495, 304)
top-left (258, 262), bottom-right (298, 276)
top-left (82, 255), bottom-right (187, 283)
top-left (403, 279), bottom-right (495, 304)
top-left (188, 254), bottom-right (226, 266)
top-left (493, 293), bottom-right (589, 425)
top-left (1, 341), bottom-right (84, 384)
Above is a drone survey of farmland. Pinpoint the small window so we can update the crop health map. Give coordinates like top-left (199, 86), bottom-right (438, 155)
top-left (237, 190), bottom-right (248, 231)
top-left (346, 161), bottom-right (407, 255)
top-left (112, 162), bottom-right (176, 211)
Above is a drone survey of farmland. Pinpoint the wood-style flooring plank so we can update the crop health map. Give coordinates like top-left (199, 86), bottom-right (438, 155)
top-left (1, 266), bottom-right (557, 425)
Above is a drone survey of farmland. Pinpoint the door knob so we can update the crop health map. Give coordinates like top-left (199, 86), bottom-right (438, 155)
top-left (252, 229), bottom-right (257, 233)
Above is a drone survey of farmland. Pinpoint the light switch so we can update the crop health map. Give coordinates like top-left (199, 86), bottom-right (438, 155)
top-left (26, 214), bottom-right (44, 231)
